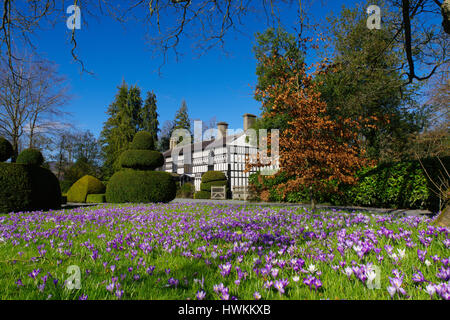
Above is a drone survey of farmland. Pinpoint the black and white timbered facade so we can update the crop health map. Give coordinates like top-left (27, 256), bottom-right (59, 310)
top-left (162, 114), bottom-right (279, 194)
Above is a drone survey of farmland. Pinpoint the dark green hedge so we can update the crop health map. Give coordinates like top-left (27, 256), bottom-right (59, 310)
top-left (177, 182), bottom-right (195, 198)
top-left (106, 169), bottom-right (176, 203)
top-left (0, 163), bottom-right (61, 213)
top-left (194, 190), bottom-right (211, 199)
top-left (86, 193), bottom-right (106, 203)
top-left (201, 171), bottom-right (227, 183)
top-left (0, 137), bottom-right (13, 162)
top-left (347, 157), bottom-right (449, 211)
top-left (67, 175), bottom-right (106, 203)
top-left (119, 150), bottom-right (164, 170)
top-left (200, 180), bottom-right (228, 192)
top-left (16, 148), bottom-right (44, 166)
top-left (130, 131), bottom-right (155, 150)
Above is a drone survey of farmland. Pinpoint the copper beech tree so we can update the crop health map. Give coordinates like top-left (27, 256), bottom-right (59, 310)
top-left (250, 55), bottom-right (373, 210)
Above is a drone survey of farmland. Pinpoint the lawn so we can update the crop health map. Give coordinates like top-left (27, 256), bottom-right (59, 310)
top-left (0, 203), bottom-right (448, 300)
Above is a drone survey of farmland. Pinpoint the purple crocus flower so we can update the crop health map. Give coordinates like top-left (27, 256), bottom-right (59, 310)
top-left (115, 289), bottom-right (124, 299)
top-left (417, 249), bottom-right (427, 263)
top-left (28, 268), bottom-right (41, 280)
top-left (196, 290), bottom-right (206, 300)
top-left (436, 267), bottom-right (450, 281)
top-left (106, 283), bottom-right (114, 293)
top-left (412, 270), bottom-right (425, 283)
top-left (253, 291), bottom-right (261, 300)
top-left (146, 266), bottom-right (156, 275)
top-left (79, 294), bottom-right (88, 300)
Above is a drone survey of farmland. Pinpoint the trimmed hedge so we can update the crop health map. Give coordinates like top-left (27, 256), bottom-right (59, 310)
top-left (200, 180), bottom-right (228, 192)
top-left (201, 171), bottom-right (227, 183)
top-left (194, 191), bottom-right (211, 199)
top-left (177, 182), bottom-right (195, 198)
top-left (0, 163), bottom-right (61, 213)
top-left (130, 131), bottom-right (155, 150)
top-left (16, 148), bottom-right (44, 166)
top-left (0, 137), bottom-right (13, 162)
top-left (106, 169), bottom-right (176, 203)
top-left (86, 193), bottom-right (106, 203)
top-left (67, 175), bottom-right (106, 203)
top-left (119, 150), bottom-right (164, 170)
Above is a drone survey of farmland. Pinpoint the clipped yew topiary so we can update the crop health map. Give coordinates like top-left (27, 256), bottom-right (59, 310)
top-left (67, 175), bottom-right (106, 203)
top-left (129, 131), bottom-right (155, 150)
top-left (86, 193), bottom-right (106, 203)
top-left (0, 137), bottom-right (13, 162)
top-left (195, 170), bottom-right (228, 199)
top-left (201, 171), bottom-right (227, 183)
top-left (16, 148), bottom-right (44, 166)
top-left (106, 169), bottom-right (176, 203)
top-left (200, 180), bottom-right (228, 192)
top-left (106, 131), bottom-right (176, 203)
top-left (0, 149), bottom-right (61, 213)
top-left (119, 150), bottom-right (164, 170)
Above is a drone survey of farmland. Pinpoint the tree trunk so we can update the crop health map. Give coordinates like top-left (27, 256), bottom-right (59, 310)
top-left (434, 204), bottom-right (450, 227)
top-left (442, 0), bottom-right (450, 34)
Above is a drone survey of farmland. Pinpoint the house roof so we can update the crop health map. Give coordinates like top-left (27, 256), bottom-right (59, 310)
top-left (162, 133), bottom-right (246, 158)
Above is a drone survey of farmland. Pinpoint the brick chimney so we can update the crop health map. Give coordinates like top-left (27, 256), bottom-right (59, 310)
top-left (217, 122), bottom-right (228, 139)
top-left (243, 113), bottom-right (256, 131)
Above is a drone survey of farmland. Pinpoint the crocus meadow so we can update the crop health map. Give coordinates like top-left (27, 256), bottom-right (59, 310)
top-left (0, 203), bottom-right (448, 300)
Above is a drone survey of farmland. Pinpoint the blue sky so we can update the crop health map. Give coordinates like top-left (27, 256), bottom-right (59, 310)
top-left (33, 0), bottom-right (361, 138)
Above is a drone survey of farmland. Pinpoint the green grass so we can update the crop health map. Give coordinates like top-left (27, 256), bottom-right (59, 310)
top-left (0, 203), bottom-right (448, 300)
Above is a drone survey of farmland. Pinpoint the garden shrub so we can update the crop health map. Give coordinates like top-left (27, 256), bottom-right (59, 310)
top-left (249, 157), bottom-right (449, 211)
top-left (200, 180), bottom-right (228, 192)
top-left (86, 193), bottom-right (106, 203)
top-left (67, 175), bottom-right (106, 203)
top-left (0, 163), bottom-right (61, 213)
top-left (0, 137), bottom-right (13, 162)
top-left (201, 171), bottom-right (227, 183)
top-left (119, 150), bottom-right (164, 170)
top-left (194, 190), bottom-right (211, 199)
top-left (105, 131), bottom-right (176, 203)
top-left (61, 157), bottom-right (99, 193)
top-left (16, 148), bottom-right (44, 166)
top-left (129, 131), bottom-right (155, 150)
top-left (106, 170), bottom-right (176, 203)
top-left (177, 182), bottom-right (195, 198)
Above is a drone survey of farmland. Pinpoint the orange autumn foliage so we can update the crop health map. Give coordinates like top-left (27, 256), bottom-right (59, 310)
top-left (251, 55), bottom-right (371, 199)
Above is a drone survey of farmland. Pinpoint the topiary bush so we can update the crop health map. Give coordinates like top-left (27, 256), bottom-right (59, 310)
top-left (201, 171), bottom-right (227, 183)
top-left (194, 190), bottom-right (211, 199)
top-left (86, 193), bottom-right (106, 203)
top-left (177, 182), bottom-right (195, 198)
top-left (0, 137), bottom-right (13, 162)
top-left (200, 180), bottom-right (228, 192)
top-left (196, 171), bottom-right (228, 199)
top-left (106, 170), bottom-right (176, 203)
top-left (67, 175), bottom-right (106, 203)
top-left (119, 150), bottom-right (164, 170)
top-left (129, 131), bottom-right (155, 150)
top-left (105, 131), bottom-right (176, 203)
top-left (16, 148), bottom-right (44, 166)
top-left (0, 163), bottom-right (61, 213)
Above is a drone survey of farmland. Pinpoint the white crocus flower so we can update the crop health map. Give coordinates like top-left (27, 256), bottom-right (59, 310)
top-left (397, 248), bottom-right (406, 260)
top-left (308, 264), bottom-right (317, 273)
top-left (0, 237), bottom-right (4, 244)
top-left (425, 259), bottom-right (432, 267)
top-left (292, 276), bottom-right (300, 282)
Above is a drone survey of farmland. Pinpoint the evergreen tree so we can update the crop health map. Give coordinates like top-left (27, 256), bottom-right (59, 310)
top-left (141, 91), bottom-right (159, 147)
top-left (317, 2), bottom-right (424, 161)
top-left (173, 100), bottom-right (191, 131)
top-left (252, 27), bottom-right (305, 132)
top-left (173, 100), bottom-right (191, 146)
top-left (100, 81), bottom-right (143, 178)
